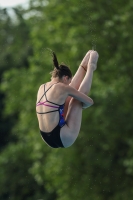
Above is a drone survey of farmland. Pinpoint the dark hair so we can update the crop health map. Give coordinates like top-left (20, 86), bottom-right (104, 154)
top-left (50, 51), bottom-right (72, 79)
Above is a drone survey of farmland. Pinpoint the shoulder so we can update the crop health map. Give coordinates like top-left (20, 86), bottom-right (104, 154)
top-left (55, 83), bottom-right (79, 96)
top-left (37, 84), bottom-right (44, 92)
top-left (39, 84), bottom-right (44, 89)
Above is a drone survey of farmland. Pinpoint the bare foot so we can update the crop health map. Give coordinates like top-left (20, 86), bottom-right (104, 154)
top-left (87, 50), bottom-right (99, 71)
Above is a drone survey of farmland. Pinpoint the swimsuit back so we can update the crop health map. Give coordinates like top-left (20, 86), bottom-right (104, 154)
top-left (36, 82), bottom-right (66, 127)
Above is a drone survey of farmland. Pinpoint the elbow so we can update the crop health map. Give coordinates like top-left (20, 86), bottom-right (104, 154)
top-left (91, 99), bottom-right (94, 105)
top-left (87, 99), bottom-right (94, 107)
top-left (82, 99), bottom-right (94, 109)
top-left (89, 101), bottom-right (94, 107)
top-left (88, 97), bottom-right (94, 105)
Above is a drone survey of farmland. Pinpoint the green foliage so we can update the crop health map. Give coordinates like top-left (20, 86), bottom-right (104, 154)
top-left (0, 0), bottom-right (133, 199)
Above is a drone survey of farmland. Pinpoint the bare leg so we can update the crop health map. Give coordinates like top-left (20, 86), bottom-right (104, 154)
top-left (61, 66), bottom-right (94, 147)
top-left (64, 50), bottom-right (92, 116)
top-left (61, 51), bottom-right (99, 148)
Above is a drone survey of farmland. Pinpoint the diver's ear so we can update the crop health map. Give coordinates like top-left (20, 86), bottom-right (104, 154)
top-left (62, 75), bottom-right (68, 83)
top-left (65, 75), bottom-right (69, 82)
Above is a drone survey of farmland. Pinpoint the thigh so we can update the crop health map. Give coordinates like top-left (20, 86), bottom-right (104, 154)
top-left (60, 98), bottom-right (82, 148)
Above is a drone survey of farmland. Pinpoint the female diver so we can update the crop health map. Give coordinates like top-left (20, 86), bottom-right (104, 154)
top-left (36, 50), bottom-right (99, 148)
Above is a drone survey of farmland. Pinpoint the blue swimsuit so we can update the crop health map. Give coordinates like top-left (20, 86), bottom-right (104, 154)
top-left (36, 83), bottom-right (66, 148)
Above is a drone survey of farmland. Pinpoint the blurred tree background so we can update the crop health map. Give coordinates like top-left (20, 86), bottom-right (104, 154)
top-left (0, 0), bottom-right (133, 199)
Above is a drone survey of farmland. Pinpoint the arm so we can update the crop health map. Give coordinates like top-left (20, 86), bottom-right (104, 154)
top-left (36, 85), bottom-right (42, 103)
top-left (65, 85), bottom-right (94, 108)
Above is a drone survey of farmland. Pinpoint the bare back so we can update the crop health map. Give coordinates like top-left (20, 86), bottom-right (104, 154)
top-left (36, 82), bottom-right (67, 132)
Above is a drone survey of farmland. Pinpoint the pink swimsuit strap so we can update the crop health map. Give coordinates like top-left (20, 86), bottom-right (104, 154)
top-left (36, 101), bottom-right (59, 109)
